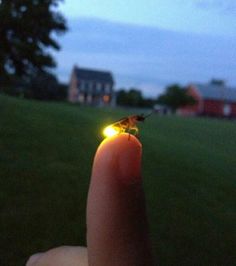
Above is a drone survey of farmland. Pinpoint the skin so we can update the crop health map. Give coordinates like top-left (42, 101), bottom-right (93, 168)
top-left (26, 133), bottom-right (153, 266)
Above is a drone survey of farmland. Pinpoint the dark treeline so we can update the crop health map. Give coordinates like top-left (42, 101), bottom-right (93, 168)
top-left (116, 85), bottom-right (195, 111)
top-left (116, 88), bottom-right (156, 108)
top-left (157, 84), bottom-right (196, 112)
top-left (1, 73), bottom-right (67, 101)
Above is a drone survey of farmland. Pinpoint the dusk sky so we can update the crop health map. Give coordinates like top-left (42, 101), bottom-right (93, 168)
top-left (56, 0), bottom-right (236, 96)
top-left (60, 0), bottom-right (236, 36)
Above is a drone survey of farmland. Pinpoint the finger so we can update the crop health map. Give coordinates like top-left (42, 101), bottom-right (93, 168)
top-left (87, 133), bottom-right (153, 266)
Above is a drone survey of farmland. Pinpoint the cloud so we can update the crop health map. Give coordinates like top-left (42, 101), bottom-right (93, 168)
top-left (195, 0), bottom-right (236, 13)
top-left (55, 18), bottom-right (236, 96)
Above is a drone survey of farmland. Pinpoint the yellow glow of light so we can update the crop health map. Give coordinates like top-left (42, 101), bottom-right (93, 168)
top-left (103, 95), bottom-right (110, 103)
top-left (103, 126), bottom-right (119, 138)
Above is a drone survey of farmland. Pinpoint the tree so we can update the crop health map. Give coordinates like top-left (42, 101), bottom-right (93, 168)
top-left (25, 72), bottom-right (68, 101)
top-left (116, 88), bottom-right (156, 108)
top-left (0, 0), bottom-right (67, 83)
top-left (117, 88), bottom-right (143, 107)
top-left (157, 84), bottom-right (196, 112)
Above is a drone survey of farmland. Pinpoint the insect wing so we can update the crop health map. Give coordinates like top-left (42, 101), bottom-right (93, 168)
top-left (107, 120), bottom-right (123, 131)
top-left (109, 117), bottom-right (130, 132)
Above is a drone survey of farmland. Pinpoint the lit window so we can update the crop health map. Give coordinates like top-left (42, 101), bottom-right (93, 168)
top-left (223, 104), bottom-right (231, 116)
top-left (103, 95), bottom-right (110, 103)
top-left (78, 94), bottom-right (85, 103)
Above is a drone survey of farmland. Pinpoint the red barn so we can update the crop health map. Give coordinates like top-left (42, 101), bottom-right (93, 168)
top-left (179, 81), bottom-right (236, 118)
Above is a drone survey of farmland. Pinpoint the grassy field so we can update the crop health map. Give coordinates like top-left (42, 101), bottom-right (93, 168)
top-left (0, 94), bottom-right (236, 266)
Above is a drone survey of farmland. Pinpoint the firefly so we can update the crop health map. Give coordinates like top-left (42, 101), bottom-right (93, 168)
top-left (103, 112), bottom-right (153, 139)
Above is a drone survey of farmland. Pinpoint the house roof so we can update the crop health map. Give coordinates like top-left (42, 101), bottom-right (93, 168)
top-left (192, 83), bottom-right (236, 102)
top-left (74, 66), bottom-right (114, 84)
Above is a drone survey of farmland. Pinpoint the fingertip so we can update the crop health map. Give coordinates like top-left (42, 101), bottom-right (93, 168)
top-left (93, 133), bottom-right (142, 184)
top-left (99, 133), bottom-right (142, 150)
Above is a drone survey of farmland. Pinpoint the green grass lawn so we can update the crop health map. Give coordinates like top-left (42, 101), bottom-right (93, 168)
top-left (0, 94), bottom-right (236, 266)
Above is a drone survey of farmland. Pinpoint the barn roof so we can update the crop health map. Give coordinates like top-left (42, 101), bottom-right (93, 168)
top-left (74, 66), bottom-right (114, 84)
top-left (193, 83), bottom-right (236, 102)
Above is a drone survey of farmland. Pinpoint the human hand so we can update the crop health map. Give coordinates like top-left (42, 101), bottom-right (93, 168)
top-left (26, 133), bottom-right (153, 266)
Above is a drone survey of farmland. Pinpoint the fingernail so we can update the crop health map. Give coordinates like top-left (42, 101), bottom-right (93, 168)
top-left (93, 133), bottom-right (142, 185)
top-left (117, 135), bottom-right (142, 184)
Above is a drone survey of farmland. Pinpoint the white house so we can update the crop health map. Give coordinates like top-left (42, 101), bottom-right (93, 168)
top-left (68, 66), bottom-right (116, 106)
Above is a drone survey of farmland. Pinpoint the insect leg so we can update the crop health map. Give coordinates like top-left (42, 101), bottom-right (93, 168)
top-left (130, 126), bottom-right (139, 138)
top-left (125, 125), bottom-right (131, 140)
top-left (116, 122), bottom-right (123, 134)
top-left (133, 126), bottom-right (139, 136)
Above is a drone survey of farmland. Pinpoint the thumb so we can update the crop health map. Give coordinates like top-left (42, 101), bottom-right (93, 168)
top-left (87, 133), bottom-right (153, 266)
